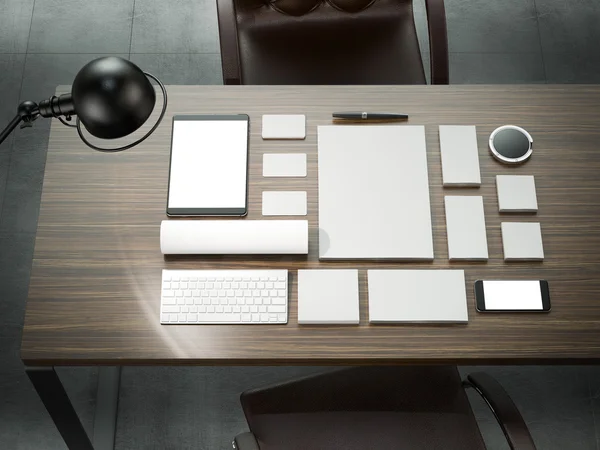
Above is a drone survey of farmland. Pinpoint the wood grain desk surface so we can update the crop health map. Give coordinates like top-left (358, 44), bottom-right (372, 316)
top-left (21, 85), bottom-right (600, 366)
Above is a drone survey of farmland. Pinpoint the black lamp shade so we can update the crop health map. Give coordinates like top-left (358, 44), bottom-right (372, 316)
top-left (72, 57), bottom-right (156, 139)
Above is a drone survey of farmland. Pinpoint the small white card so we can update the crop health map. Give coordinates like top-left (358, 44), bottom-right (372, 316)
top-left (445, 196), bottom-right (489, 260)
top-left (439, 125), bottom-right (481, 186)
top-left (262, 114), bottom-right (306, 139)
top-left (262, 191), bottom-right (307, 216)
top-left (263, 153), bottom-right (307, 177)
top-left (501, 222), bottom-right (544, 260)
top-left (298, 270), bottom-right (360, 324)
top-left (496, 175), bottom-right (538, 212)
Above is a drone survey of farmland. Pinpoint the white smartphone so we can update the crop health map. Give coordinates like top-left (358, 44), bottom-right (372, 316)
top-left (474, 280), bottom-right (551, 312)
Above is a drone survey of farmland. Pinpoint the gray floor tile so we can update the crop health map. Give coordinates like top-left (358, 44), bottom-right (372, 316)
top-left (536, 0), bottom-right (600, 56)
top-left (461, 366), bottom-right (597, 450)
top-left (544, 52), bottom-right (600, 84)
top-left (445, 0), bottom-right (540, 53)
top-left (131, 0), bottom-right (220, 53)
top-left (0, 1), bottom-right (34, 53)
top-left (587, 366), bottom-right (600, 449)
top-left (0, 148), bottom-right (9, 215)
top-left (115, 366), bottom-right (336, 450)
top-left (0, 232), bottom-right (35, 336)
top-left (412, 0), bottom-right (429, 55)
top-left (27, 0), bottom-right (134, 53)
top-left (450, 52), bottom-right (546, 84)
top-left (129, 53), bottom-right (223, 85)
top-left (0, 54), bottom-right (26, 124)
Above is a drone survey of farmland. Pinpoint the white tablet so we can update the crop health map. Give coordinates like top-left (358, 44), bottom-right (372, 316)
top-left (167, 115), bottom-right (249, 216)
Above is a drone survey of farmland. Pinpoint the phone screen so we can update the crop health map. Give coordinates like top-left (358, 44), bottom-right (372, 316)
top-left (167, 115), bottom-right (249, 216)
top-left (476, 280), bottom-right (550, 312)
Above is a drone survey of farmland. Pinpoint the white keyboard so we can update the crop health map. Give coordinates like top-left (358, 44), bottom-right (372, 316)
top-left (160, 270), bottom-right (288, 324)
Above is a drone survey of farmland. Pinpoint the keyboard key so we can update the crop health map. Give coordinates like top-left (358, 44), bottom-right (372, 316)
top-left (180, 282), bottom-right (188, 289)
top-left (170, 313), bottom-right (178, 322)
top-left (272, 298), bottom-right (286, 305)
top-left (261, 313), bottom-right (269, 322)
top-left (257, 282), bottom-right (265, 289)
top-left (269, 305), bottom-right (286, 313)
top-left (184, 290), bottom-right (192, 297)
top-left (241, 282), bottom-right (248, 289)
top-left (190, 306), bottom-right (198, 313)
top-left (254, 298), bottom-right (262, 305)
top-left (211, 299), bottom-right (219, 305)
top-left (206, 282), bottom-right (214, 289)
top-left (163, 282), bottom-right (171, 289)
top-left (193, 290), bottom-right (201, 297)
top-left (252, 313), bottom-right (260, 322)
top-left (208, 306), bottom-right (215, 313)
top-left (218, 290), bottom-right (226, 297)
top-left (199, 306), bottom-right (207, 313)
top-left (228, 298), bottom-right (236, 305)
top-left (176, 291), bottom-right (183, 297)
top-left (220, 298), bottom-right (228, 305)
top-left (163, 290), bottom-right (174, 297)
top-left (163, 297), bottom-right (176, 305)
top-left (186, 298), bottom-right (193, 305)
top-left (242, 314), bottom-right (252, 322)
top-left (194, 298), bottom-right (202, 305)
top-left (172, 282), bottom-right (179, 289)
top-left (190, 277), bottom-right (198, 282)
top-left (223, 282), bottom-right (231, 289)
top-left (162, 305), bottom-right (180, 313)
top-left (215, 282), bottom-right (222, 289)
top-left (203, 298), bottom-right (211, 305)
top-left (275, 282), bottom-right (286, 289)
top-left (269, 276), bottom-right (277, 281)
top-left (177, 298), bottom-right (185, 305)
top-left (251, 305), bottom-right (258, 313)
top-left (270, 290), bottom-right (278, 297)
top-left (246, 298), bottom-right (254, 305)
top-left (237, 298), bottom-right (245, 305)
top-left (259, 305), bottom-right (267, 313)
top-left (217, 306), bottom-right (224, 313)
top-left (181, 306), bottom-right (189, 313)
top-left (278, 314), bottom-right (286, 322)
top-left (263, 298), bottom-right (271, 305)
top-left (236, 290), bottom-right (243, 297)
top-left (161, 314), bottom-right (169, 323)
top-left (188, 313), bottom-right (198, 322)
top-left (234, 306), bottom-right (241, 313)
top-left (178, 313), bottom-right (187, 322)
top-left (278, 290), bottom-right (286, 297)
top-left (189, 282), bottom-right (196, 289)
top-left (232, 282), bottom-right (239, 289)
top-left (242, 306), bottom-right (250, 313)
top-left (225, 306), bottom-right (232, 313)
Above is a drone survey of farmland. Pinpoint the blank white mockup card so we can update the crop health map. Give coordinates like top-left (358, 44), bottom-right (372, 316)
top-left (368, 270), bottom-right (468, 323)
top-left (445, 196), bottom-right (489, 260)
top-left (439, 125), bottom-right (481, 186)
top-left (263, 153), bottom-right (307, 177)
top-left (501, 222), bottom-right (544, 260)
top-left (496, 175), bottom-right (538, 212)
top-left (298, 270), bottom-right (359, 324)
top-left (262, 191), bottom-right (307, 216)
top-left (262, 115), bottom-right (306, 139)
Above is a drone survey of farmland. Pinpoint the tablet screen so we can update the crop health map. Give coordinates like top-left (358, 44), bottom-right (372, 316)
top-left (167, 115), bottom-right (249, 216)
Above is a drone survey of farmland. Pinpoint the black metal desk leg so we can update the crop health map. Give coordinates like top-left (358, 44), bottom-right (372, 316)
top-left (26, 366), bottom-right (95, 450)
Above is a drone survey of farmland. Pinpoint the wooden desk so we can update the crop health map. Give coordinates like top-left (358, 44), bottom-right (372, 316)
top-left (20, 85), bottom-right (600, 450)
top-left (21, 85), bottom-right (600, 367)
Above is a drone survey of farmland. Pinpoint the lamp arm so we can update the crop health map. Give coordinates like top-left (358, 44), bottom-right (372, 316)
top-left (0, 114), bottom-right (22, 146)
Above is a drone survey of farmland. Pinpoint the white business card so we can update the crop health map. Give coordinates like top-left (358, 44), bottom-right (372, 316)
top-left (262, 114), bottom-right (306, 139)
top-left (263, 153), bottom-right (307, 177)
top-left (262, 191), bottom-right (307, 216)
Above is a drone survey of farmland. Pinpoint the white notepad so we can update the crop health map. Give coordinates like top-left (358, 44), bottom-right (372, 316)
top-left (298, 270), bottom-right (360, 324)
top-left (496, 175), bottom-right (538, 212)
top-left (262, 115), bottom-right (306, 139)
top-left (439, 125), bottom-right (481, 186)
top-left (501, 222), bottom-right (544, 260)
top-left (445, 196), bottom-right (489, 260)
top-left (263, 153), bottom-right (307, 177)
top-left (262, 191), bottom-right (307, 216)
top-left (368, 270), bottom-right (468, 323)
top-left (318, 125), bottom-right (434, 260)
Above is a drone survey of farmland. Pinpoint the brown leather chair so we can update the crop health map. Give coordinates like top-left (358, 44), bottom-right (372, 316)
top-left (216, 0), bottom-right (449, 85)
top-left (233, 366), bottom-right (537, 450)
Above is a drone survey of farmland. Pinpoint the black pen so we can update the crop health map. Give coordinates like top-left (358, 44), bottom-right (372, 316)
top-left (332, 112), bottom-right (409, 120)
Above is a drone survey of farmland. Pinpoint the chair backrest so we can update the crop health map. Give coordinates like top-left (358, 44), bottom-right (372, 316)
top-left (218, 0), bottom-right (430, 85)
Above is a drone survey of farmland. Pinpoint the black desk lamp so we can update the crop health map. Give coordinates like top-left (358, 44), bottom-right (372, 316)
top-left (0, 56), bottom-right (167, 152)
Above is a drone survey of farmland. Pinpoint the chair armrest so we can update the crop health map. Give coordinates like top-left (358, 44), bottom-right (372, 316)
top-left (233, 432), bottom-right (260, 450)
top-left (424, 0), bottom-right (449, 84)
top-left (216, 0), bottom-right (242, 85)
top-left (465, 372), bottom-right (537, 450)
